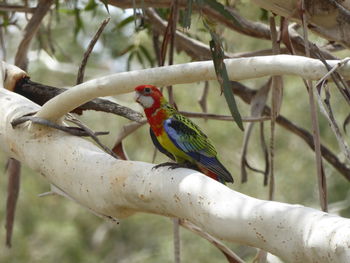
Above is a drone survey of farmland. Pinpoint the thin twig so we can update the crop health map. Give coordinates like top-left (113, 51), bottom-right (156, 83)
top-left (166, 0), bottom-right (179, 107)
top-left (241, 78), bottom-right (271, 183)
top-left (244, 159), bottom-right (266, 175)
top-left (11, 114), bottom-right (109, 137)
top-left (159, 11), bottom-right (172, 66)
top-left (301, 0), bottom-right (328, 212)
top-left (113, 114), bottom-right (269, 128)
top-left (0, 27), bottom-right (6, 61)
top-left (173, 217), bottom-right (181, 263)
top-left (268, 15), bottom-right (281, 201)
top-left (5, 158), bottom-right (21, 248)
top-left (198, 81), bottom-right (209, 121)
top-left (257, 16), bottom-right (280, 257)
top-left (180, 111), bottom-right (270, 122)
top-left (65, 115), bottom-right (118, 159)
top-left (179, 220), bottom-right (245, 263)
top-left (0, 4), bottom-right (36, 13)
top-left (260, 122), bottom-right (269, 185)
top-left (241, 123), bottom-right (254, 183)
top-left (46, 10), bottom-right (56, 56)
top-left (280, 18), bottom-right (295, 55)
top-left (314, 57), bottom-right (350, 89)
top-left (167, 4), bottom-right (180, 258)
top-left (152, 30), bottom-right (161, 65)
top-left (6, 0), bottom-right (54, 247)
top-left (145, 8), bottom-right (233, 60)
top-left (76, 17), bottom-right (111, 85)
top-left (344, 114), bottom-right (350, 133)
top-left (312, 46), bottom-right (350, 105)
top-left (14, 0), bottom-right (54, 70)
top-left (314, 82), bottom-right (350, 161)
top-left (327, 0), bottom-right (350, 19)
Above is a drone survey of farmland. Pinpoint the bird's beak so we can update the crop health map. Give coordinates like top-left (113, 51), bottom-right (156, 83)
top-left (134, 91), bottom-right (141, 104)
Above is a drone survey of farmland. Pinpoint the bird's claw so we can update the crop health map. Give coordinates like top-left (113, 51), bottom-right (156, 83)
top-left (153, 161), bottom-right (198, 171)
top-left (153, 162), bottom-right (181, 170)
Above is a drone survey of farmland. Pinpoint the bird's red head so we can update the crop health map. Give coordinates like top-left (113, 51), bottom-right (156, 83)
top-left (134, 85), bottom-right (165, 109)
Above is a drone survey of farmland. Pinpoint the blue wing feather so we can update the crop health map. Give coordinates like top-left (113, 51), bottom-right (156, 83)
top-left (164, 118), bottom-right (233, 183)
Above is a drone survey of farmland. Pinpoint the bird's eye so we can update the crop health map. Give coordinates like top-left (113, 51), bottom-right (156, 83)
top-left (144, 87), bottom-right (151, 93)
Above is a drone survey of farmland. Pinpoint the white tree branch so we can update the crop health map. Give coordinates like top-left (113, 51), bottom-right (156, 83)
top-left (32, 55), bottom-right (350, 122)
top-left (0, 63), bottom-right (350, 262)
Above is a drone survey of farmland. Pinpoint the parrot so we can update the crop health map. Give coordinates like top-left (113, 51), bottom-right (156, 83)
top-left (134, 85), bottom-right (234, 184)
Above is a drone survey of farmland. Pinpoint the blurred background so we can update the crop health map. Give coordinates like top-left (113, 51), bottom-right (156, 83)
top-left (0, 1), bottom-right (349, 262)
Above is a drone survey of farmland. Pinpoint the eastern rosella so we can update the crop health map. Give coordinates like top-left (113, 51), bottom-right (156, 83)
top-left (134, 85), bottom-right (233, 184)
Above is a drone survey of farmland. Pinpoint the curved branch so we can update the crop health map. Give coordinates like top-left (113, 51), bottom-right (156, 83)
top-left (146, 8), bottom-right (289, 60)
top-left (0, 4), bottom-right (36, 13)
top-left (32, 55), bottom-right (350, 121)
top-left (14, 77), bottom-right (143, 122)
top-left (0, 84), bottom-right (349, 263)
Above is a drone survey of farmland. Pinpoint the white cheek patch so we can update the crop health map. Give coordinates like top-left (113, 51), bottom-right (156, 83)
top-left (138, 95), bottom-right (154, 108)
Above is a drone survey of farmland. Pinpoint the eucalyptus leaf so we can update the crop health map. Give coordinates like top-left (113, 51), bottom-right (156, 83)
top-left (203, 0), bottom-right (242, 28)
top-left (139, 45), bottom-right (155, 67)
top-left (100, 0), bottom-right (110, 14)
top-left (136, 51), bottom-right (145, 68)
top-left (117, 15), bottom-right (135, 30)
top-left (73, 8), bottom-right (84, 38)
top-left (208, 30), bottom-right (244, 131)
top-left (127, 51), bottom-right (136, 71)
top-left (182, 0), bottom-right (193, 29)
top-left (85, 0), bottom-right (98, 11)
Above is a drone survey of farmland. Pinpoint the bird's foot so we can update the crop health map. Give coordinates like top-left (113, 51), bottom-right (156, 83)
top-left (153, 161), bottom-right (198, 171)
top-left (153, 162), bottom-right (182, 170)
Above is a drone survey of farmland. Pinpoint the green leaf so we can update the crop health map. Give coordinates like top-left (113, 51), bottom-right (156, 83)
top-left (136, 51), bottom-right (145, 68)
top-left (208, 29), bottom-right (244, 131)
top-left (156, 8), bottom-right (171, 20)
top-left (73, 8), bottom-right (84, 38)
top-left (203, 0), bottom-right (242, 29)
top-left (85, 0), bottom-right (98, 11)
top-left (259, 8), bottom-right (269, 22)
top-left (139, 45), bottom-right (155, 67)
top-left (117, 15), bottom-right (135, 30)
top-left (58, 8), bottom-right (75, 15)
top-left (1, 14), bottom-right (9, 27)
top-left (100, 0), bottom-right (110, 14)
top-left (127, 51), bottom-right (136, 71)
top-left (182, 0), bottom-right (193, 29)
top-left (119, 44), bottom-right (135, 56)
top-left (54, 0), bottom-right (60, 22)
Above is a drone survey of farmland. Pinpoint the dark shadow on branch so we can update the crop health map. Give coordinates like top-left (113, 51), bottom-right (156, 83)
top-left (14, 77), bottom-right (143, 122)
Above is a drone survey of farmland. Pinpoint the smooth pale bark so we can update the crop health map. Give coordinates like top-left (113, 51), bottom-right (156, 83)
top-left (34, 55), bottom-right (350, 122)
top-left (0, 65), bottom-right (350, 262)
top-left (252, 0), bottom-right (350, 47)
